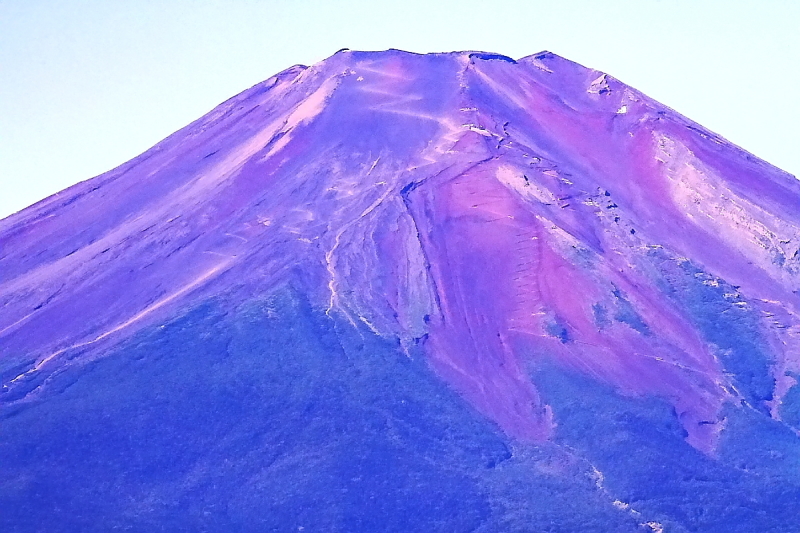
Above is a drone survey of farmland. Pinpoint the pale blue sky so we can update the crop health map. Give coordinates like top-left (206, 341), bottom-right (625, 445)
top-left (1, 0), bottom-right (798, 219)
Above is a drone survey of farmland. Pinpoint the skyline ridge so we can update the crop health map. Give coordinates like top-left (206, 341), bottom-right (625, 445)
top-left (2, 47), bottom-right (800, 532)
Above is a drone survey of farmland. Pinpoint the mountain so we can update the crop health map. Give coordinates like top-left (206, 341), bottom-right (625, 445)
top-left (2, 49), bottom-right (800, 532)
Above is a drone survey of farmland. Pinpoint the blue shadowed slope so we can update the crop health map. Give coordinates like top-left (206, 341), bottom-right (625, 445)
top-left (0, 288), bottom-right (642, 533)
top-left (531, 362), bottom-right (800, 533)
top-left (781, 374), bottom-right (800, 429)
top-left (649, 250), bottom-right (775, 410)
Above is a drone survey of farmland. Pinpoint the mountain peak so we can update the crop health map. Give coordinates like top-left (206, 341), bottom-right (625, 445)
top-left (2, 49), bottom-right (800, 532)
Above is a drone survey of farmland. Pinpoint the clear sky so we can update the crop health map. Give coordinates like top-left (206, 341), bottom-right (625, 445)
top-left (1, 0), bottom-right (797, 219)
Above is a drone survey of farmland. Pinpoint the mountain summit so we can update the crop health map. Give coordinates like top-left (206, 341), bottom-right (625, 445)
top-left (2, 49), bottom-right (800, 531)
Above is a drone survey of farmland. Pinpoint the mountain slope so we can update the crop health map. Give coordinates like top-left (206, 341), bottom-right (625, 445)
top-left (2, 49), bottom-right (800, 532)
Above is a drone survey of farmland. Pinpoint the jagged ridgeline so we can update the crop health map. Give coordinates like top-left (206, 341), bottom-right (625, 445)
top-left (2, 49), bottom-right (800, 532)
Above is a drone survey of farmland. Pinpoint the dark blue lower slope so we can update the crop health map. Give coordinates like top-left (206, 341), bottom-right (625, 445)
top-left (782, 378), bottom-right (800, 430)
top-left (650, 251), bottom-right (775, 411)
top-left (3, 286), bottom-right (797, 531)
top-left (532, 363), bottom-right (800, 533)
top-left (0, 288), bottom-right (640, 533)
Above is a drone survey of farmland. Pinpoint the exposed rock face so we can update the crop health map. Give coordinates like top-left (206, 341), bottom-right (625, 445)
top-left (2, 49), bottom-right (800, 532)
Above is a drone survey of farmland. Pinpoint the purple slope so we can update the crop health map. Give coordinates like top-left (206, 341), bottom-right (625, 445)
top-left (2, 49), bottom-right (800, 454)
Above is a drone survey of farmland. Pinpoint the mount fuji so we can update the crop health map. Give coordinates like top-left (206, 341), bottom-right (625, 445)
top-left (2, 49), bottom-right (800, 532)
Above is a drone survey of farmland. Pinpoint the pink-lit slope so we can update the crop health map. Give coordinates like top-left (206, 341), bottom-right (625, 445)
top-left (2, 50), bottom-right (799, 453)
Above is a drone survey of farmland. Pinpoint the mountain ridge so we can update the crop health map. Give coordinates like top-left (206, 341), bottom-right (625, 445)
top-left (2, 48), bottom-right (800, 532)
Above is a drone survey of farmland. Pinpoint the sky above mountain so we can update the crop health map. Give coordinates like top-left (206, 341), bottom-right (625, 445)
top-left (1, 0), bottom-right (798, 220)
